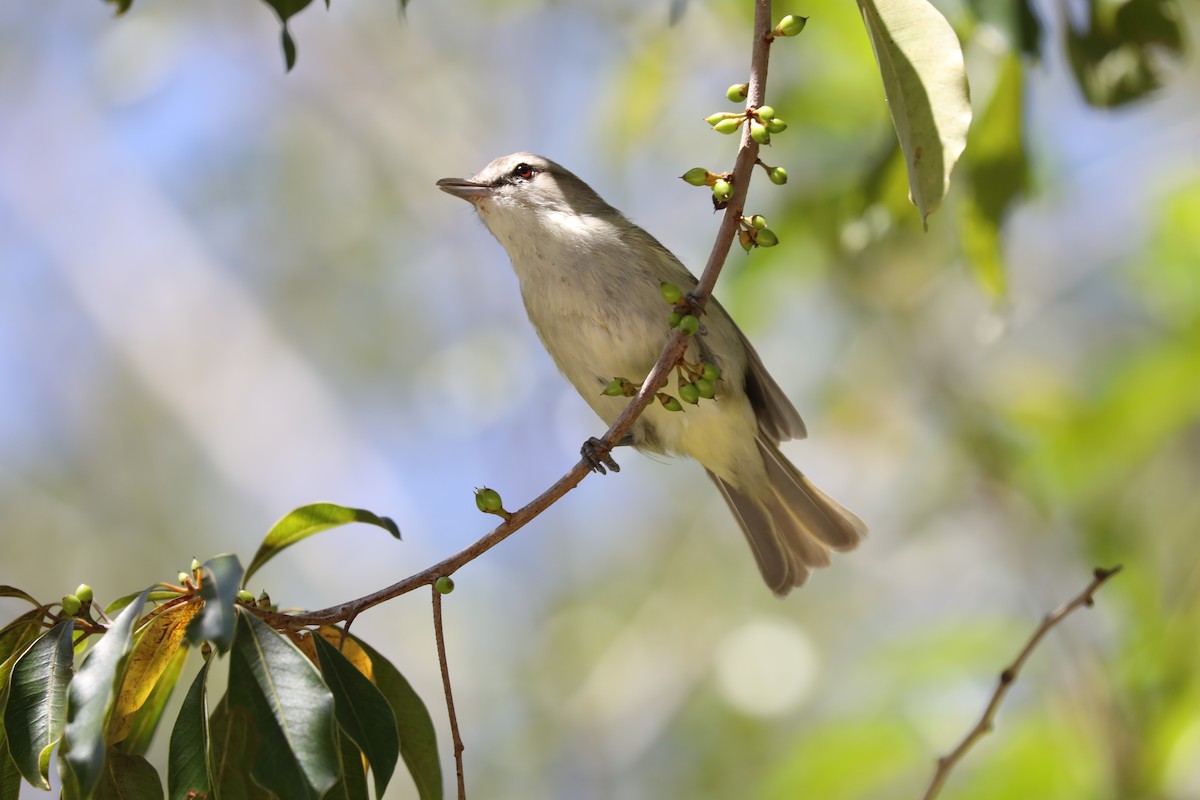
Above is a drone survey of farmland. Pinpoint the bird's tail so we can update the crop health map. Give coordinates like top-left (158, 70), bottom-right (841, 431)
top-left (706, 439), bottom-right (866, 596)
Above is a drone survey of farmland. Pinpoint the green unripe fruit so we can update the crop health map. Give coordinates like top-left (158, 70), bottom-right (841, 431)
top-left (750, 122), bottom-right (771, 145)
top-left (657, 393), bottom-right (683, 413)
top-left (74, 584), bottom-right (93, 604)
top-left (711, 179), bottom-right (733, 203)
top-left (256, 591), bottom-right (272, 609)
top-left (236, 589), bottom-right (255, 604)
top-left (681, 168), bottom-right (710, 187)
top-left (768, 166), bottom-right (788, 185)
top-left (190, 558), bottom-right (201, 572)
top-left (678, 382), bottom-right (700, 405)
top-left (756, 228), bottom-right (780, 247)
top-left (178, 572), bottom-right (191, 585)
top-left (726, 83), bottom-right (749, 103)
top-left (435, 576), bottom-right (455, 594)
top-left (475, 487), bottom-right (503, 513)
top-left (61, 594), bottom-right (82, 617)
top-left (667, 311), bottom-right (683, 328)
top-left (749, 215), bottom-right (768, 229)
top-left (677, 315), bottom-right (700, 336)
top-left (738, 229), bottom-right (753, 252)
top-left (776, 15), bottom-right (807, 36)
top-left (705, 112), bottom-right (733, 126)
top-left (755, 105), bottom-right (775, 121)
top-left (713, 118), bottom-right (742, 135)
top-left (701, 363), bottom-right (721, 382)
top-left (660, 281), bottom-right (683, 304)
top-left (766, 118), bottom-right (788, 134)
top-left (602, 378), bottom-right (626, 396)
top-left (695, 377), bottom-right (717, 399)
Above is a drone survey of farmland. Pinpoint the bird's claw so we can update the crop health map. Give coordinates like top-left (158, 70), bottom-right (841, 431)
top-left (581, 437), bottom-right (620, 475)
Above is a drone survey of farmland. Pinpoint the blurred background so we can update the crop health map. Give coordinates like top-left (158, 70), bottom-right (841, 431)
top-left (2, 0), bottom-right (1198, 797)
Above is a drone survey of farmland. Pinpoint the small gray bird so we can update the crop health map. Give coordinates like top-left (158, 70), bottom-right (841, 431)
top-left (437, 153), bottom-right (866, 595)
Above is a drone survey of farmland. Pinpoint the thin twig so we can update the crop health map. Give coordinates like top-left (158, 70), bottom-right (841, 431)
top-left (920, 565), bottom-right (1123, 800)
top-left (432, 586), bottom-right (466, 800)
top-left (251, 0), bottom-right (778, 632)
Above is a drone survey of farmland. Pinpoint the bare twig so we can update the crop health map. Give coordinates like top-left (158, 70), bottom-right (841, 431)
top-left (251, 0), bottom-right (779, 632)
top-left (432, 586), bottom-right (466, 800)
top-left (920, 565), bottom-right (1123, 800)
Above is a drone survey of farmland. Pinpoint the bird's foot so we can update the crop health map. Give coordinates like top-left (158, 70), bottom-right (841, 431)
top-left (581, 437), bottom-right (621, 475)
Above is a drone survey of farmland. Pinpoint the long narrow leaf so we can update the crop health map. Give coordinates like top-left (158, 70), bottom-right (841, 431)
top-left (327, 731), bottom-right (369, 800)
top-left (351, 635), bottom-right (442, 800)
top-left (207, 696), bottom-right (271, 800)
top-left (857, 0), bottom-right (972, 228)
top-left (244, 503), bottom-right (400, 587)
top-left (314, 635), bottom-right (399, 798)
top-left (91, 751), bottom-right (163, 800)
top-left (60, 588), bottom-right (149, 797)
top-left (3, 620), bottom-right (74, 789)
top-left (114, 640), bottom-right (190, 756)
top-left (168, 660), bottom-right (211, 798)
top-left (228, 612), bottom-right (337, 799)
top-left (108, 601), bottom-right (199, 745)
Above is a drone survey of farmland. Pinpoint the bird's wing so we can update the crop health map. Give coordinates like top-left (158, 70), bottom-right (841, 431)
top-left (740, 330), bottom-right (808, 442)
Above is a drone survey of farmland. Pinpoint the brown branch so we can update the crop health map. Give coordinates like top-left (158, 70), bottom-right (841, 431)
top-left (920, 565), bottom-right (1123, 800)
top-left (252, 0), bottom-right (777, 631)
top-left (432, 586), bottom-right (467, 800)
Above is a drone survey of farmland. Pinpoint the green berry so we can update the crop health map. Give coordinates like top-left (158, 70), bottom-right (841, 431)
top-left (74, 583), bottom-right (93, 604)
top-left (768, 166), bottom-right (788, 185)
top-left (475, 487), bottom-right (503, 513)
top-left (750, 122), bottom-right (770, 145)
top-left (738, 229), bottom-right (753, 252)
top-left (677, 315), bottom-right (700, 335)
top-left (256, 591), bottom-right (272, 609)
top-left (713, 118), bottom-right (742, 135)
top-left (695, 377), bottom-right (717, 399)
top-left (602, 378), bottom-right (626, 397)
top-left (776, 15), bottom-right (807, 37)
top-left (657, 393), bottom-right (683, 412)
top-left (705, 112), bottom-right (731, 126)
top-left (681, 168), bottom-right (710, 187)
top-left (435, 576), bottom-right (455, 594)
top-left (667, 311), bottom-right (683, 328)
top-left (755, 105), bottom-right (775, 121)
top-left (749, 214), bottom-right (768, 229)
top-left (756, 228), bottom-right (780, 247)
top-left (660, 281), bottom-right (683, 304)
top-left (679, 382), bottom-right (700, 405)
top-left (711, 179), bottom-right (733, 203)
top-left (61, 594), bottom-right (82, 617)
top-left (190, 558), bottom-right (201, 572)
top-left (726, 83), bottom-right (749, 103)
top-left (766, 118), bottom-right (788, 134)
top-left (701, 363), bottom-right (721, 382)
top-left (178, 572), bottom-right (191, 585)
top-left (236, 589), bottom-right (255, 604)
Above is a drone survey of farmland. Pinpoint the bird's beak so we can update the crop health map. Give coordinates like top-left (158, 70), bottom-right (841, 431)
top-left (436, 178), bottom-right (494, 202)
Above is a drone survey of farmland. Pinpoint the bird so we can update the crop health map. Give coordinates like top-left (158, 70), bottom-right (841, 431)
top-left (437, 152), bottom-right (866, 595)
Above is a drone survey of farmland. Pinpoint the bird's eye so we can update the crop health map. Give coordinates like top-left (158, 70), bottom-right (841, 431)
top-left (511, 163), bottom-right (535, 181)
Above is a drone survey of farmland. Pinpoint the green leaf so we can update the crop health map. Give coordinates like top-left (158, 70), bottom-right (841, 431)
top-left (0, 586), bottom-right (43, 611)
top-left (960, 52), bottom-right (1028, 297)
top-left (3, 619), bottom-right (74, 789)
top-left (104, 0), bottom-right (134, 14)
top-left (313, 635), bottom-right (400, 798)
top-left (186, 554), bottom-right (244, 654)
top-left (0, 610), bottom-right (45, 682)
top-left (244, 503), bottom-right (400, 587)
top-left (261, 0), bottom-right (314, 71)
top-left (350, 635), bottom-right (442, 800)
top-left (0, 726), bottom-right (20, 800)
top-left (1065, 0), bottom-right (1185, 108)
top-left (91, 751), bottom-right (163, 800)
top-left (329, 731), bottom-right (369, 800)
top-left (856, 0), bottom-right (972, 229)
top-left (168, 659), bottom-right (211, 799)
top-left (208, 696), bottom-right (272, 800)
top-left (60, 588), bottom-right (149, 798)
top-left (114, 641), bottom-right (190, 756)
top-left (228, 612), bottom-right (337, 799)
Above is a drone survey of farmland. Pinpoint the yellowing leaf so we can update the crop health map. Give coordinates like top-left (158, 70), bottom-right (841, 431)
top-left (857, 0), bottom-right (972, 228)
top-left (107, 602), bottom-right (200, 744)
